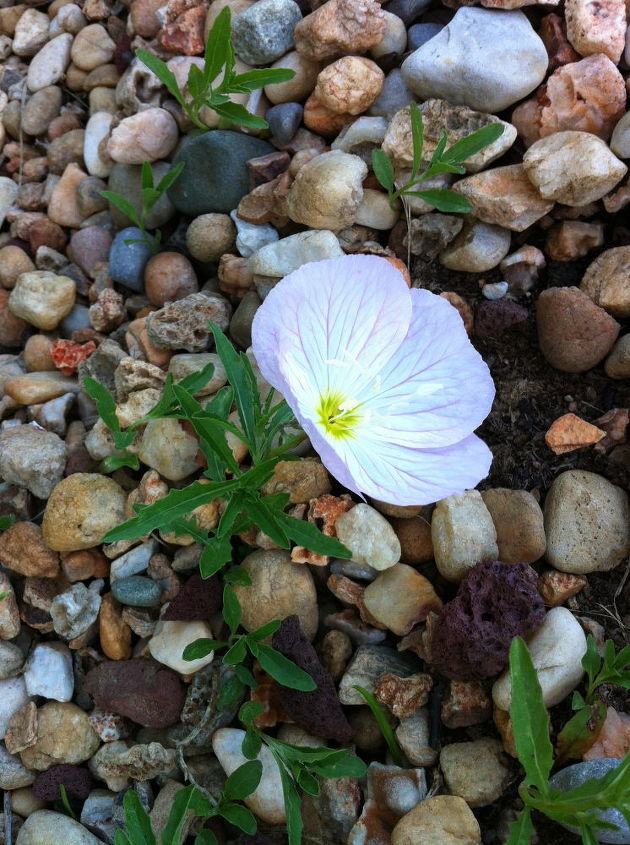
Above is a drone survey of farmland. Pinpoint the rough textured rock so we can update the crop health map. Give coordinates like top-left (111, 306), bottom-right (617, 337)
top-left (439, 738), bottom-right (510, 808)
top-left (294, 0), bottom-right (386, 62)
top-left (565, 0), bottom-right (626, 63)
top-left (33, 765), bottom-right (91, 801)
top-left (163, 574), bottom-right (221, 621)
top-left (9, 271), bottom-right (76, 330)
top-left (335, 504), bottom-right (401, 571)
top-left (391, 795), bottom-right (481, 845)
top-left (430, 561), bottom-right (546, 680)
top-left (580, 247), bottom-right (630, 318)
top-left (20, 703), bottom-right (99, 771)
top-left (145, 292), bottom-right (231, 353)
top-left (314, 56), bottom-right (384, 115)
top-left (0, 426), bottom-right (67, 501)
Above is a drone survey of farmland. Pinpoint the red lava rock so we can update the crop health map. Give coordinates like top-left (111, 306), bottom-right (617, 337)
top-left (272, 615), bottom-right (353, 743)
top-left (51, 339), bottom-right (97, 376)
top-left (159, 5), bottom-right (206, 54)
top-left (430, 561), bottom-right (546, 681)
top-left (474, 300), bottom-right (529, 338)
top-left (84, 658), bottom-right (185, 728)
top-left (33, 765), bottom-right (92, 801)
top-left (162, 573), bottom-right (221, 621)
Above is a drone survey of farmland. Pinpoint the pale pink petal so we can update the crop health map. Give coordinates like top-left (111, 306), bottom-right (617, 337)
top-left (357, 289), bottom-right (495, 448)
top-left (251, 255), bottom-right (412, 409)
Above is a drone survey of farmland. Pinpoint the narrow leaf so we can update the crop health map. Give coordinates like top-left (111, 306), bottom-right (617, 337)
top-left (352, 685), bottom-right (406, 767)
top-left (275, 512), bottom-right (352, 558)
top-left (408, 188), bottom-right (472, 214)
top-left (247, 619), bottom-right (281, 642)
top-left (242, 728), bottom-right (262, 759)
top-left (277, 761), bottom-right (303, 845)
top-left (223, 584), bottom-right (242, 636)
top-left (0, 516), bottom-right (15, 532)
top-left (83, 377), bottom-right (136, 450)
top-left (441, 123), bottom-right (505, 165)
top-left (505, 808), bottom-right (535, 845)
top-left (156, 161), bottom-right (185, 196)
top-left (141, 161), bottom-right (153, 192)
top-left (231, 68), bottom-right (296, 92)
top-left (101, 191), bottom-right (141, 227)
top-left (182, 639), bottom-right (223, 661)
top-left (199, 536), bottom-right (233, 578)
top-left (203, 6), bottom-right (232, 84)
top-left (409, 101), bottom-right (424, 178)
top-left (120, 791), bottom-right (156, 845)
top-left (212, 101), bottom-right (268, 130)
top-left (223, 637), bottom-right (248, 666)
top-left (136, 49), bottom-right (185, 105)
top-left (556, 701), bottom-right (606, 764)
top-left (255, 644), bottom-right (316, 691)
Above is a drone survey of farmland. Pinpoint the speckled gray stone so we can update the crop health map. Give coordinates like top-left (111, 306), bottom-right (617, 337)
top-left (232, 0), bottom-right (302, 65)
top-left (111, 576), bottom-right (162, 607)
top-left (266, 102), bottom-right (303, 146)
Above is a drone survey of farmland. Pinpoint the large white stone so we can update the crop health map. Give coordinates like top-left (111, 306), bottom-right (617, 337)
top-left (84, 112), bottom-right (113, 178)
top-left (24, 642), bottom-right (74, 702)
top-left (249, 230), bottom-right (344, 279)
top-left (401, 9), bottom-right (547, 113)
top-left (16, 810), bottom-right (102, 844)
top-left (335, 503), bottom-right (401, 571)
top-left (431, 491), bottom-right (498, 582)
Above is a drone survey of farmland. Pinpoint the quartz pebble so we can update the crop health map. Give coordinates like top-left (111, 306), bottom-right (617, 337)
top-left (565, 0), bottom-right (626, 63)
top-left (16, 810), bottom-right (102, 845)
top-left (27, 33), bottom-right (72, 92)
top-left (481, 489), bottom-right (546, 564)
top-left (335, 504), bottom-right (401, 571)
top-left (432, 491), bottom-right (498, 582)
top-left (315, 56), bottom-right (384, 115)
top-left (0, 678), bottom-right (29, 740)
top-left (9, 271), bottom-right (76, 331)
top-left (287, 150), bottom-right (367, 231)
top-left (362, 564), bottom-right (441, 635)
top-left (107, 109), bottom-right (179, 165)
top-left (249, 230), bottom-right (343, 278)
top-left (440, 220), bottom-right (511, 272)
top-left (148, 621), bottom-right (215, 674)
top-left (580, 246), bottom-right (630, 318)
top-left (51, 583), bottom-right (102, 641)
top-left (24, 643), bottom-right (73, 702)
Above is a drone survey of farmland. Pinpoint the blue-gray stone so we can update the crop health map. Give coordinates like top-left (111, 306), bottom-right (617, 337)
top-left (266, 102), bottom-right (303, 146)
top-left (232, 0), bottom-right (302, 65)
top-left (111, 576), bottom-right (161, 608)
top-left (368, 69), bottom-right (417, 120)
top-left (168, 131), bottom-right (274, 217)
top-left (408, 22), bottom-right (443, 52)
top-left (549, 759), bottom-right (630, 844)
top-left (383, 0), bottom-right (432, 24)
top-left (59, 304), bottom-right (91, 336)
top-left (109, 227), bottom-right (155, 293)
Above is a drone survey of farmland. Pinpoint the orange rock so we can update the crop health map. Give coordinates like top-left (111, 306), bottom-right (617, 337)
top-left (159, 4), bottom-right (206, 54)
top-left (291, 493), bottom-right (354, 565)
top-left (441, 681), bottom-right (491, 729)
top-left (295, 0), bottom-right (386, 62)
top-left (303, 93), bottom-right (355, 138)
top-left (540, 13), bottom-right (581, 71)
top-left (314, 56), bottom-right (384, 115)
top-left (440, 291), bottom-right (473, 334)
top-left (51, 339), bottom-right (96, 376)
top-left (99, 592), bottom-right (132, 660)
top-left (374, 672), bottom-right (433, 718)
top-left (538, 569), bottom-right (587, 606)
top-left (545, 413), bottom-right (605, 454)
top-left (565, 0), bottom-right (626, 63)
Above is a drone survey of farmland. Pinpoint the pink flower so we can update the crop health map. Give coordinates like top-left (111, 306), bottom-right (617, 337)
top-left (252, 255), bottom-right (494, 505)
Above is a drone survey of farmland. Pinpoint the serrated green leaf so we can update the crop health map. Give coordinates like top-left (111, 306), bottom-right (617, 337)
top-left (199, 536), bottom-right (233, 578)
top-left (509, 638), bottom-right (553, 795)
top-left (371, 149), bottom-right (395, 193)
top-left (441, 122), bottom-right (505, 165)
top-left (178, 360), bottom-right (216, 394)
top-left (187, 62), bottom-right (206, 98)
top-left (582, 636), bottom-right (602, 688)
top-left (83, 377), bottom-right (136, 450)
top-left (100, 191), bottom-right (142, 228)
top-left (224, 760), bottom-right (263, 800)
top-left (203, 5), bottom-right (232, 85)
top-left (136, 49), bottom-right (185, 106)
top-left (255, 644), bottom-right (316, 691)
top-left (223, 583), bottom-right (241, 636)
top-left (183, 638), bottom-right (224, 661)
top-left (100, 451), bottom-right (140, 474)
top-left (162, 786), bottom-right (211, 845)
top-left (212, 100), bottom-right (268, 129)
top-left (245, 496), bottom-right (290, 548)
top-left (407, 188), bottom-right (472, 214)
top-left (505, 808), bottom-right (535, 845)
top-left (209, 324), bottom-right (257, 446)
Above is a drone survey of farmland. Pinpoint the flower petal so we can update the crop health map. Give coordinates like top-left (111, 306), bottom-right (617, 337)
top-left (251, 255), bottom-right (412, 409)
top-left (358, 288), bottom-right (495, 448)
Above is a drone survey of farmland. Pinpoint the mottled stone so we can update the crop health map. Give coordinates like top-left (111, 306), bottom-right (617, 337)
top-left (295, 0), bottom-right (386, 62)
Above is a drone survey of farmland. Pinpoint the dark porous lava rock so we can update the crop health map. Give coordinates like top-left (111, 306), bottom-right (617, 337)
top-left (33, 765), bottom-right (92, 801)
top-left (430, 560), bottom-right (546, 680)
top-left (272, 615), bottom-right (352, 744)
top-left (84, 658), bottom-right (185, 728)
top-left (474, 300), bottom-right (529, 338)
top-left (162, 573), bottom-right (220, 621)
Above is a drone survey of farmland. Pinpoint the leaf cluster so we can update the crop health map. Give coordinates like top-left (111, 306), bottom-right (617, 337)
top-left (85, 323), bottom-right (350, 576)
top-left (115, 760), bottom-right (263, 845)
top-left (101, 161), bottom-right (184, 255)
top-left (137, 8), bottom-right (294, 131)
top-left (371, 102), bottom-right (504, 213)
top-left (557, 636), bottom-right (630, 762)
top-left (239, 702), bottom-right (367, 845)
top-left (507, 637), bottom-right (630, 845)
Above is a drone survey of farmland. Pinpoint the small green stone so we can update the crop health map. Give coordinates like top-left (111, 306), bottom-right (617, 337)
top-left (111, 576), bottom-right (161, 608)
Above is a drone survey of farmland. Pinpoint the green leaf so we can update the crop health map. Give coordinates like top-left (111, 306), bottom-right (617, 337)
top-left (199, 535), bottom-right (233, 578)
top-left (189, 414), bottom-right (240, 475)
top-left (352, 685), bottom-right (406, 767)
top-left (505, 808), bottom-right (535, 845)
top-left (255, 644), bottom-right (316, 691)
top-left (178, 360), bottom-right (216, 394)
top-left (183, 638), bottom-right (225, 661)
top-left (275, 511), bottom-right (352, 558)
top-left (242, 728), bottom-right (262, 760)
top-left (223, 583), bottom-right (242, 636)
top-left (209, 324), bottom-right (258, 446)
top-left (582, 636), bottom-right (602, 691)
top-left (234, 663), bottom-right (257, 688)
top-left (224, 760), bottom-right (263, 800)
top-left (371, 149), bottom-right (395, 193)
top-left (407, 188), bottom-right (472, 214)
top-left (218, 802), bottom-right (257, 834)
top-left (231, 68), bottom-right (295, 93)
top-left (305, 749), bottom-right (367, 780)
top-left (136, 49), bottom-right (185, 106)
top-left (509, 637), bottom-right (553, 794)
top-left (101, 191), bottom-right (142, 228)
top-left (247, 619), bottom-right (281, 642)
top-left (441, 122), bottom-right (505, 165)
top-left (556, 701), bottom-right (607, 764)
top-left (120, 791), bottom-right (156, 845)
top-left (297, 769), bottom-right (320, 797)
top-left (156, 161), bottom-right (185, 196)
top-left (83, 377), bottom-right (136, 450)
top-left (245, 496), bottom-right (290, 548)
top-left (187, 62), bottom-right (206, 98)
top-left (203, 6), bottom-right (232, 84)
top-left (114, 832), bottom-right (132, 845)
top-left (194, 831), bottom-right (219, 845)
top-left (212, 100), bottom-right (268, 130)
top-left (239, 701), bottom-right (265, 727)
top-left (579, 827), bottom-right (600, 845)
top-left (409, 101), bottom-right (424, 179)
top-left (217, 673), bottom-right (245, 711)
top-left (161, 786), bottom-right (211, 845)
top-left (429, 129), bottom-right (449, 164)
top-left (100, 451), bottom-right (140, 474)
top-left (223, 565), bottom-right (252, 586)
top-left (0, 515), bottom-right (16, 532)
top-left (223, 637), bottom-right (248, 666)
top-left (141, 161), bottom-right (153, 192)
top-left (277, 761), bottom-right (303, 845)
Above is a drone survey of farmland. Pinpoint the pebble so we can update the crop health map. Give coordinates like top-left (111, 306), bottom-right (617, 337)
top-left (431, 491), bottom-right (498, 582)
top-left (42, 473), bottom-right (127, 552)
top-left (395, 708), bottom-right (436, 767)
top-left (546, 220), bottom-right (604, 262)
top-left (392, 795), bottom-right (481, 845)
top-left (9, 271), bottom-right (76, 331)
top-left (0, 573), bottom-right (20, 639)
top-left (0, 246), bottom-right (34, 290)
top-left (481, 489), bottom-right (546, 564)
top-left (439, 738), bottom-right (510, 808)
top-left (233, 549), bottom-right (319, 640)
top-left (144, 252), bottom-right (198, 307)
top-left (145, 291), bottom-right (231, 352)
top-left (0, 425), bottom-right (67, 500)
top-left (339, 644), bottom-right (419, 705)
top-left (355, 189), bottom-right (399, 230)
top-left (266, 102), bottom-right (303, 146)
top-left (546, 413), bottom-right (606, 455)
top-left (371, 10), bottom-right (407, 58)
top-left (439, 220), bottom-right (511, 272)
top-left (493, 607), bottom-right (586, 709)
top-left (0, 745), bottom-right (35, 790)
top-left (6, 372), bottom-right (80, 405)
top-left (565, 0), bottom-right (626, 63)
top-left (335, 503), bottom-right (401, 571)
top-left (24, 643), bottom-right (73, 702)
top-left (168, 353), bottom-right (227, 397)
top-left (249, 229), bottom-right (343, 279)
top-left (107, 163), bottom-right (175, 230)
top-left (407, 22), bottom-right (443, 51)
top-left (186, 213), bottom-right (236, 263)
top-left (315, 56), bottom-right (384, 115)
top-left (232, 0), bottom-right (301, 64)
top-left (168, 131), bottom-right (274, 216)
top-left (605, 335), bottom-right (630, 378)
top-left (0, 521), bottom-right (59, 578)
top-left (264, 50), bottom-right (321, 105)
top-left (16, 809), bottom-right (103, 844)
top-left (27, 33), bottom-right (72, 92)
top-left (369, 68), bottom-right (417, 120)
top-left (363, 564), bottom-right (442, 635)
top-left (611, 112), bottom-right (630, 159)
top-left (213, 728), bottom-right (285, 824)
top-left (83, 112), bottom-right (113, 178)
top-left (230, 211), bottom-right (279, 259)
top-left (549, 759), bottom-right (630, 844)
top-left (544, 469), bottom-right (630, 574)
top-left (580, 247), bottom-right (630, 318)
top-left (70, 23), bottom-right (115, 71)
top-left (524, 132), bottom-right (627, 206)
top-left (537, 286), bottom-right (620, 372)
top-left (70, 227), bottom-right (112, 278)
top-left (20, 702), bottom-right (100, 771)
top-left (12, 9), bottom-right (48, 57)
top-left (51, 582), bottom-right (102, 640)
top-left (148, 620), bottom-right (216, 674)
top-left (331, 116), bottom-right (388, 163)
top-left (0, 677), bottom-right (29, 740)
top-left (288, 150), bottom-right (367, 230)
top-left (294, 0), bottom-right (386, 62)
top-left (111, 576), bottom-right (161, 608)
top-left (138, 418), bottom-right (199, 482)
top-left (109, 228), bottom-right (155, 293)
top-left (401, 9), bottom-right (546, 113)
top-left (22, 86), bottom-right (62, 136)
top-left (107, 109), bottom-right (179, 165)
top-left (0, 644), bottom-right (25, 680)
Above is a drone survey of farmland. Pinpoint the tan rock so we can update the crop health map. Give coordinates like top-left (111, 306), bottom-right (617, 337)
top-left (374, 672), bottom-right (432, 717)
top-left (391, 795), bottom-right (481, 845)
top-left (605, 334), bottom-right (630, 378)
top-left (9, 270), bottom-right (75, 330)
top-left (70, 23), bottom-right (115, 71)
top-left (48, 163), bottom-right (89, 228)
top-left (546, 221), bottom-right (604, 262)
top-left (261, 458), bottom-right (330, 504)
top-left (432, 491), bottom-right (498, 582)
top-left (545, 413), bottom-right (605, 454)
top-left (538, 570), bottom-right (587, 606)
top-left (287, 150), bottom-right (367, 230)
top-left (0, 572), bottom-right (21, 639)
top-left (42, 473), bottom-right (127, 552)
top-left (138, 418), bottom-right (199, 482)
top-left (440, 738), bottom-right (510, 808)
top-left (565, 0), bottom-right (626, 63)
top-left (265, 50), bottom-right (321, 105)
top-left (0, 522), bottom-right (59, 578)
top-left (580, 246), bottom-right (630, 318)
top-left (512, 55), bottom-right (626, 146)
top-left (0, 246), bottom-right (35, 290)
top-left (295, 0), bottom-right (386, 62)
top-left (107, 108), bottom-right (179, 165)
top-left (303, 94), bottom-right (354, 138)
top-left (314, 56), bottom-right (383, 115)
top-left (20, 702), bottom-right (99, 771)
top-left (362, 564), bottom-right (442, 636)
top-left (481, 488), bottom-right (546, 564)
top-left (3, 372), bottom-right (79, 405)
top-left (99, 593), bottom-right (131, 660)
top-left (453, 164), bottom-right (554, 232)
top-left (186, 213), bottom-right (235, 263)
top-left (390, 515), bottom-right (433, 565)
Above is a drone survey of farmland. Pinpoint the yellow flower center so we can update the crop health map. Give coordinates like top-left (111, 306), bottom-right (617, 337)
top-left (317, 390), bottom-right (361, 440)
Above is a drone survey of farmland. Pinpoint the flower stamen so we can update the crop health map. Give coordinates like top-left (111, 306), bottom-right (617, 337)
top-left (317, 390), bottom-right (361, 440)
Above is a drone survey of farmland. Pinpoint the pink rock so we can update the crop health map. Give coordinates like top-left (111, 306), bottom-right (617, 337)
top-left (295, 0), bottom-right (386, 62)
top-left (512, 54), bottom-right (626, 146)
top-left (583, 707), bottom-right (630, 761)
top-left (565, 0), bottom-right (626, 63)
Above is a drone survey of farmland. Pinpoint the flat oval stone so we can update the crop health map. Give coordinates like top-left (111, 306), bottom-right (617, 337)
top-left (111, 576), bottom-right (161, 607)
